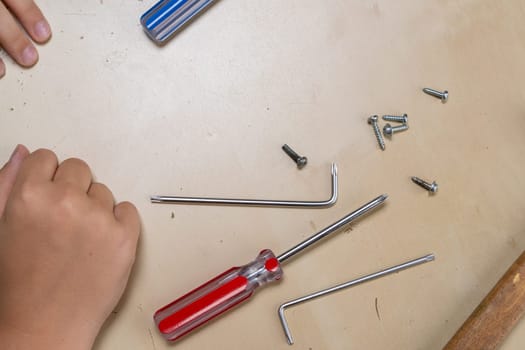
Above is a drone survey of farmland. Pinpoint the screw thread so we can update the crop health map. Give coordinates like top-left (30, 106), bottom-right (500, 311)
top-left (282, 144), bottom-right (300, 161)
top-left (422, 88), bottom-right (442, 98)
top-left (411, 176), bottom-right (429, 189)
top-left (372, 122), bottom-right (385, 150)
top-left (382, 114), bottom-right (408, 123)
top-left (391, 124), bottom-right (409, 133)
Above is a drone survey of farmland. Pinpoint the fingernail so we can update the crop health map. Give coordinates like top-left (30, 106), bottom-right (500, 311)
top-left (34, 20), bottom-right (51, 42)
top-left (21, 46), bottom-right (38, 67)
top-left (9, 145), bottom-right (22, 162)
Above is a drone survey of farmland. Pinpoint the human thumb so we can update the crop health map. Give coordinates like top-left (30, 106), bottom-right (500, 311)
top-left (0, 145), bottom-right (30, 216)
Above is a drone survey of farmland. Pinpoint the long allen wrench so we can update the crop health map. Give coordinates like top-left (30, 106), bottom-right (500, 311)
top-left (150, 163), bottom-right (338, 208)
top-left (278, 253), bottom-right (435, 345)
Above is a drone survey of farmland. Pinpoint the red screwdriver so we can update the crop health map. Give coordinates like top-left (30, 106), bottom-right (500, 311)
top-left (154, 194), bottom-right (388, 342)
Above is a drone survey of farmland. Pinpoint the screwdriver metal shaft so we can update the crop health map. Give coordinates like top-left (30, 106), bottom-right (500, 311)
top-left (277, 194), bottom-right (388, 263)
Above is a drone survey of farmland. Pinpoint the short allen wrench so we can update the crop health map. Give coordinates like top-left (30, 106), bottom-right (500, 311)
top-left (278, 254), bottom-right (435, 345)
top-left (150, 163), bottom-right (338, 208)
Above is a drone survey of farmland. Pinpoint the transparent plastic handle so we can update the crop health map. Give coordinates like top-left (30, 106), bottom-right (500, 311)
top-left (141, 0), bottom-right (215, 43)
top-left (154, 249), bottom-right (283, 341)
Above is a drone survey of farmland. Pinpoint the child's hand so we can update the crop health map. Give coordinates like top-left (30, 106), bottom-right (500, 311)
top-left (0, 145), bottom-right (140, 350)
top-left (0, 1), bottom-right (51, 78)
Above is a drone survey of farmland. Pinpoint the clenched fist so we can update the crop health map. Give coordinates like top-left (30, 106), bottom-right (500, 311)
top-left (0, 145), bottom-right (140, 350)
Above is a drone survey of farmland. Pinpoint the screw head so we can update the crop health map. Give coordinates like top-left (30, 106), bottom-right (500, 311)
top-left (441, 91), bottom-right (448, 103)
top-left (383, 123), bottom-right (393, 136)
top-left (429, 181), bottom-right (438, 193)
top-left (368, 115), bottom-right (378, 124)
top-left (296, 156), bottom-right (307, 169)
top-left (402, 114), bottom-right (408, 123)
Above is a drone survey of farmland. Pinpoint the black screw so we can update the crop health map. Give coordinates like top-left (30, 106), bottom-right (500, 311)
top-left (282, 144), bottom-right (307, 169)
top-left (411, 176), bottom-right (438, 194)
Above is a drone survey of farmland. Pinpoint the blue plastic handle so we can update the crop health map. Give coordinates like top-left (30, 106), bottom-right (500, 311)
top-left (141, 0), bottom-right (215, 44)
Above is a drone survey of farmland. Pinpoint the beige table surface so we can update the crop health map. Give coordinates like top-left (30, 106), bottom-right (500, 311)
top-left (2, 1), bottom-right (525, 349)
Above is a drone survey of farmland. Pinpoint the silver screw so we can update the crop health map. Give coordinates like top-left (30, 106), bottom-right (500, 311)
top-left (423, 88), bottom-right (448, 103)
top-left (383, 123), bottom-right (409, 137)
top-left (382, 114), bottom-right (408, 123)
top-left (368, 115), bottom-right (385, 151)
top-left (412, 176), bottom-right (438, 193)
top-left (282, 144), bottom-right (307, 169)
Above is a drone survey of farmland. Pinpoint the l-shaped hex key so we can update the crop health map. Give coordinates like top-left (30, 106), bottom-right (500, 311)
top-left (150, 163), bottom-right (338, 208)
top-left (278, 254), bottom-right (435, 345)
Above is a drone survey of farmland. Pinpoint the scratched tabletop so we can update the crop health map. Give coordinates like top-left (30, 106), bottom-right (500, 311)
top-left (1, 1), bottom-right (525, 349)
